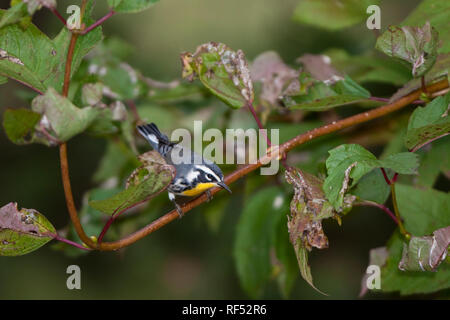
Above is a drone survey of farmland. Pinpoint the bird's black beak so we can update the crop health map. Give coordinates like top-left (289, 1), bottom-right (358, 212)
top-left (217, 181), bottom-right (232, 193)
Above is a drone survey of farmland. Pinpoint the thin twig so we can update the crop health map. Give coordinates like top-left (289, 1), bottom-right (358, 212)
top-left (54, 234), bottom-right (91, 251)
top-left (390, 183), bottom-right (411, 239)
top-left (354, 201), bottom-right (398, 224)
top-left (246, 102), bottom-right (271, 147)
top-left (49, 7), bottom-right (67, 26)
top-left (127, 100), bottom-right (144, 125)
top-left (80, 10), bottom-right (116, 35)
top-left (380, 168), bottom-right (391, 185)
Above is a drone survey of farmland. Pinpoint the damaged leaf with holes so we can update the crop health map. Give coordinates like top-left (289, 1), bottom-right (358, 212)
top-left (324, 144), bottom-right (419, 210)
top-left (376, 22), bottom-right (439, 78)
top-left (0, 202), bottom-right (56, 256)
top-left (181, 42), bottom-right (254, 109)
top-left (2, 108), bottom-right (42, 145)
top-left (282, 54), bottom-right (370, 111)
top-left (285, 167), bottom-right (352, 294)
top-left (89, 151), bottom-right (175, 215)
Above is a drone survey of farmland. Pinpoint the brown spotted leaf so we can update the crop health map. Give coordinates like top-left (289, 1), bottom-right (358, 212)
top-left (181, 42), bottom-right (253, 109)
top-left (89, 151), bottom-right (175, 215)
top-left (285, 167), bottom-right (351, 294)
top-left (0, 202), bottom-right (56, 256)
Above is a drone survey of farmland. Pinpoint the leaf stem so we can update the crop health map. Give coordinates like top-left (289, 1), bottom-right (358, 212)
top-left (380, 168), bottom-right (391, 185)
top-left (49, 7), bottom-right (67, 26)
top-left (53, 234), bottom-right (91, 251)
top-left (80, 10), bottom-right (116, 35)
top-left (246, 102), bottom-right (271, 147)
top-left (354, 201), bottom-right (398, 224)
top-left (369, 96), bottom-right (424, 105)
top-left (390, 182), bottom-right (411, 239)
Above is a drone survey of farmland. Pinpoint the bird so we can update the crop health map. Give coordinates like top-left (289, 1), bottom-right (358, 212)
top-left (137, 123), bottom-right (231, 217)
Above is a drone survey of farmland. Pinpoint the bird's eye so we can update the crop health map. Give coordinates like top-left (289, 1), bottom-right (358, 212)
top-left (206, 173), bottom-right (214, 181)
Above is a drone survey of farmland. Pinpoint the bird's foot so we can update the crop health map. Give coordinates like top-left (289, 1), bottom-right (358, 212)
top-left (174, 202), bottom-right (184, 219)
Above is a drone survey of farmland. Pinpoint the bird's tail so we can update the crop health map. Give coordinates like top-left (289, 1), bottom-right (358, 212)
top-left (137, 123), bottom-right (175, 157)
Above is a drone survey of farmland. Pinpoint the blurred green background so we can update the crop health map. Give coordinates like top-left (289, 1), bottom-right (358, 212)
top-left (1, 0), bottom-right (441, 299)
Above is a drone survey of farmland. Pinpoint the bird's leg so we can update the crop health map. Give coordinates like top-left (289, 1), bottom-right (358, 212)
top-left (205, 189), bottom-right (213, 202)
top-left (168, 192), bottom-right (184, 218)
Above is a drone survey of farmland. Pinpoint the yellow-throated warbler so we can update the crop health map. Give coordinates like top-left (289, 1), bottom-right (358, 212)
top-left (137, 123), bottom-right (231, 217)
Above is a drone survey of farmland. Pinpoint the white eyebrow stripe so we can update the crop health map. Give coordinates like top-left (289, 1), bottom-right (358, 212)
top-left (195, 165), bottom-right (221, 182)
top-left (187, 169), bottom-right (200, 182)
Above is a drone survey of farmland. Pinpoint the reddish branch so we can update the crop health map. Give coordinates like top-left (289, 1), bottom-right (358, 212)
top-left (80, 10), bottom-right (116, 35)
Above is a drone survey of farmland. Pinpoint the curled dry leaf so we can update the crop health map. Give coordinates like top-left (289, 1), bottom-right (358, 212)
top-left (376, 22), bottom-right (439, 78)
top-left (181, 42), bottom-right (254, 109)
top-left (285, 167), bottom-right (348, 294)
top-left (0, 202), bottom-right (56, 256)
top-left (399, 226), bottom-right (450, 272)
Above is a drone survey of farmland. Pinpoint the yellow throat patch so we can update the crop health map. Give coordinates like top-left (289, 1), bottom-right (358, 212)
top-left (181, 183), bottom-right (217, 196)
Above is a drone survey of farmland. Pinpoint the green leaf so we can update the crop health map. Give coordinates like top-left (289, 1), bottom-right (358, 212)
top-left (402, 0), bottom-right (450, 54)
top-left (0, 202), bottom-right (56, 256)
top-left (381, 184), bottom-right (450, 295)
top-left (293, 0), bottom-right (379, 31)
top-left (31, 87), bottom-right (100, 142)
top-left (398, 227), bottom-right (450, 272)
top-left (89, 151), bottom-right (174, 215)
top-left (324, 48), bottom-right (412, 86)
top-left (389, 53), bottom-right (450, 103)
top-left (351, 169), bottom-right (390, 204)
top-left (233, 187), bottom-right (287, 298)
top-left (416, 137), bottom-right (450, 187)
top-left (283, 75), bottom-right (370, 111)
top-left (181, 42), bottom-right (254, 109)
top-left (108, 0), bottom-right (159, 13)
top-left (324, 144), bottom-right (419, 209)
top-left (375, 23), bottom-right (439, 78)
top-left (381, 152), bottom-right (420, 175)
top-left (0, 5), bottom-right (101, 92)
top-left (405, 93), bottom-right (450, 151)
top-left (0, 2), bottom-right (27, 30)
top-left (2, 108), bottom-right (41, 144)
